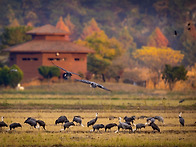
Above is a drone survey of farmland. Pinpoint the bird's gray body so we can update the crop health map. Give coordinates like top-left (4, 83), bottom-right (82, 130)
top-left (179, 116), bottom-right (184, 126)
top-left (75, 79), bottom-right (111, 91)
top-left (36, 120), bottom-right (46, 130)
top-left (136, 123), bottom-right (146, 130)
top-left (73, 116), bottom-right (83, 126)
top-left (179, 112), bottom-right (184, 126)
top-left (116, 117), bottom-right (132, 133)
top-left (179, 99), bottom-right (185, 103)
top-left (124, 116), bottom-right (136, 124)
top-left (105, 123), bottom-right (117, 132)
top-left (154, 116), bottom-right (164, 123)
top-left (51, 61), bottom-right (80, 79)
top-left (0, 121), bottom-right (8, 128)
top-left (55, 116), bottom-right (69, 125)
top-left (87, 113), bottom-right (98, 127)
top-left (24, 118), bottom-right (37, 128)
top-left (63, 122), bottom-right (75, 130)
top-left (10, 123), bottom-right (22, 130)
top-left (92, 124), bottom-right (104, 131)
top-left (149, 122), bottom-right (160, 132)
top-left (147, 117), bottom-right (155, 123)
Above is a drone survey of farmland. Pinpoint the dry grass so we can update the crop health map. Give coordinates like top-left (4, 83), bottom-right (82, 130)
top-left (0, 82), bottom-right (196, 146)
top-left (0, 109), bottom-right (196, 146)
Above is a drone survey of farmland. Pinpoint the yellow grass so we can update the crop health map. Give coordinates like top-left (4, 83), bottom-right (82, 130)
top-left (0, 82), bottom-right (196, 146)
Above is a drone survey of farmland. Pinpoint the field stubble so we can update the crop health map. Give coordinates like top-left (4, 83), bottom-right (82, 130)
top-left (0, 82), bottom-right (196, 146)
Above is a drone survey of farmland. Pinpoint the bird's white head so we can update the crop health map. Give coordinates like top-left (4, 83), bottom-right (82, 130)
top-left (179, 112), bottom-right (182, 117)
top-left (1, 116), bottom-right (4, 121)
top-left (96, 113), bottom-right (98, 117)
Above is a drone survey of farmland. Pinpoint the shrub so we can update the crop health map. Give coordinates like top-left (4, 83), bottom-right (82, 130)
top-left (38, 66), bottom-right (60, 80)
top-left (0, 64), bottom-right (23, 88)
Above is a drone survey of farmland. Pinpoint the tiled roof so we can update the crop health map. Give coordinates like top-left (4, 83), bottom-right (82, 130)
top-left (27, 24), bottom-right (70, 35)
top-left (4, 40), bottom-right (95, 53)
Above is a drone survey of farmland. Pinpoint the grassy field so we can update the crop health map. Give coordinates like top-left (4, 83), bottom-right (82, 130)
top-left (0, 82), bottom-right (196, 146)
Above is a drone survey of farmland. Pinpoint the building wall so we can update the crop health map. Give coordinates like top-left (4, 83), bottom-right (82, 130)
top-left (10, 52), bottom-right (42, 82)
top-left (42, 52), bottom-right (87, 78)
top-left (10, 52), bottom-right (87, 82)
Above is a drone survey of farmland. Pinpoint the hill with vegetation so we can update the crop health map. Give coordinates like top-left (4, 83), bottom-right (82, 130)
top-left (0, 0), bottom-right (195, 90)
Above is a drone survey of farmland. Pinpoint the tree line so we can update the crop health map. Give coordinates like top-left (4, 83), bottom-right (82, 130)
top-left (0, 0), bottom-right (195, 90)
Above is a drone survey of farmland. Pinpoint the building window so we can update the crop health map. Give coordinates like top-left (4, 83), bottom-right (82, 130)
top-left (74, 58), bottom-right (80, 61)
top-left (48, 58), bottom-right (65, 61)
top-left (22, 58), bottom-right (30, 61)
top-left (22, 58), bottom-right (38, 61)
top-left (10, 57), bottom-right (14, 61)
top-left (32, 58), bottom-right (38, 61)
top-left (48, 58), bottom-right (54, 61)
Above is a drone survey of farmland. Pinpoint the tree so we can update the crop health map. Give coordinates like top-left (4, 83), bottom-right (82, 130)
top-left (133, 46), bottom-right (184, 87)
top-left (118, 27), bottom-right (136, 52)
top-left (0, 65), bottom-right (23, 88)
top-left (0, 65), bottom-right (10, 87)
top-left (147, 27), bottom-right (169, 48)
top-left (162, 64), bottom-right (188, 90)
top-left (9, 64), bottom-right (23, 88)
top-left (56, 16), bottom-right (70, 33)
top-left (76, 31), bottom-right (124, 81)
top-left (38, 66), bottom-right (60, 81)
top-left (64, 14), bottom-right (75, 34)
top-left (80, 18), bottom-right (102, 40)
top-left (180, 22), bottom-right (196, 66)
top-left (0, 26), bottom-right (32, 50)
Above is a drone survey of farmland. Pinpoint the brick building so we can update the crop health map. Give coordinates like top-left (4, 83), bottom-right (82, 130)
top-left (4, 24), bottom-right (94, 82)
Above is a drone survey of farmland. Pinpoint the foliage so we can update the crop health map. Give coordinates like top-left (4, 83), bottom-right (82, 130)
top-left (76, 31), bottom-right (124, 79)
top-left (0, 65), bottom-right (10, 87)
top-left (147, 27), bottom-right (169, 48)
top-left (38, 66), bottom-right (60, 80)
top-left (64, 14), bottom-right (75, 34)
top-left (87, 54), bottom-right (111, 75)
top-left (0, 64), bottom-right (23, 88)
top-left (0, 0), bottom-right (195, 68)
top-left (180, 23), bottom-right (196, 66)
top-left (9, 64), bottom-right (23, 88)
top-left (0, 26), bottom-right (32, 50)
top-left (133, 46), bottom-right (184, 87)
top-left (80, 18), bottom-right (102, 40)
top-left (118, 27), bottom-right (137, 53)
top-left (56, 16), bottom-right (70, 33)
top-left (162, 64), bottom-right (188, 90)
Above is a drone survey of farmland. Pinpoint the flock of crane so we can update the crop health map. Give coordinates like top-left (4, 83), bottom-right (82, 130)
top-left (1, 62), bottom-right (185, 133)
top-left (0, 112), bottom-right (185, 133)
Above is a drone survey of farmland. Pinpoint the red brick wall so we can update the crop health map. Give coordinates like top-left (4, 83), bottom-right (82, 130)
top-left (15, 53), bottom-right (42, 82)
top-left (42, 53), bottom-right (87, 78)
top-left (10, 52), bottom-right (87, 82)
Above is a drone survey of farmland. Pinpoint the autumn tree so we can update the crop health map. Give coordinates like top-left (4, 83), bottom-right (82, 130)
top-left (64, 14), bottom-right (75, 34)
top-left (162, 64), bottom-right (188, 90)
top-left (64, 14), bottom-right (76, 40)
top-left (180, 22), bottom-right (196, 66)
top-left (0, 26), bottom-right (32, 50)
top-left (147, 27), bottom-right (169, 48)
top-left (56, 16), bottom-right (70, 33)
top-left (133, 46), bottom-right (184, 87)
top-left (118, 27), bottom-right (136, 52)
top-left (80, 18), bottom-right (102, 40)
top-left (76, 31), bottom-right (124, 81)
